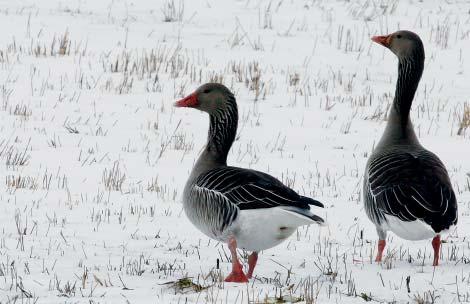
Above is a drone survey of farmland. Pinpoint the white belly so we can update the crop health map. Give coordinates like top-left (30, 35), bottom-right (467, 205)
top-left (382, 215), bottom-right (435, 241)
top-left (230, 207), bottom-right (315, 251)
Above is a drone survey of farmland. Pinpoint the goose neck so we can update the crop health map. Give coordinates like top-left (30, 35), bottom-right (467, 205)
top-left (189, 100), bottom-right (238, 183)
top-left (394, 54), bottom-right (423, 117)
top-left (384, 53), bottom-right (424, 141)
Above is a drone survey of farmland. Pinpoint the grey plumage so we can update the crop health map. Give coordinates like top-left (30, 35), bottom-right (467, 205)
top-left (364, 147), bottom-right (457, 236)
top-left (179, 83), bottom-right (324, 248)
top-left (364, 31), bottom-right (457, 243)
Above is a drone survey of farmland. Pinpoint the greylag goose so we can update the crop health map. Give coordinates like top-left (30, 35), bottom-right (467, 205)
top-left (364, 31), bottom-right (458, 266)
top-left (175, 83), bottom-right (325, 282)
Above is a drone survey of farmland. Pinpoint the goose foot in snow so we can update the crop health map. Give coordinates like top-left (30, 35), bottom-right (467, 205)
top-left (224, 237), bottom-right (249, 283)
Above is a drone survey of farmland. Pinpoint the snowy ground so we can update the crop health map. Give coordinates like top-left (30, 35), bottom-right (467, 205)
top-left (0, 0), bottom-right (469, 303)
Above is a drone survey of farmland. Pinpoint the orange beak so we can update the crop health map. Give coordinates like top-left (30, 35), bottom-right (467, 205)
top-left (371, 34), bottom-right (392, 48)
top-left (174, 93), bottom-right (198, 108)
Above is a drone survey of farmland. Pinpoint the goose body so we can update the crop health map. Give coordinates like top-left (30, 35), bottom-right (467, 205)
top-left (176, 83), bottom-right (324, 282)
top-left (364, 31), bottom-right (458, 266)
top-left (184, 166), bottom-right (323, 252)
top-left (364, 145), bottom-right (457, 241)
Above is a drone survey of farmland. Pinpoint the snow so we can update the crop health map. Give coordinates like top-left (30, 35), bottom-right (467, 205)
top-left (0, 0), bottom-right (469, 303)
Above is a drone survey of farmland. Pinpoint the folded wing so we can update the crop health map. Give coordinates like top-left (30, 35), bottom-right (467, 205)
top-left (194, 166), bottom-right (324, 222)
top-left (366, 149), bottom-right (457, 232)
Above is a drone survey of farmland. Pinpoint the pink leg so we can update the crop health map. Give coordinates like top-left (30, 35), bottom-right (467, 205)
top-left (432, 235), bottom-right (440, 266)
top-left (375, 239), bottom-right (386, 262)
top-left (224, 238), bottom-right (248, 283)
top-left (246, 252), bottom-right (258, 279)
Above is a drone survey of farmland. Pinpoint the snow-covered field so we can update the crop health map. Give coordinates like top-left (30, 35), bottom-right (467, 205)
top-left (0, 0), bottom-right (469, 303)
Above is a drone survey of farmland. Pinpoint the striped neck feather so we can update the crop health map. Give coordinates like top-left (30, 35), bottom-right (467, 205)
top-left (393, 51), bottom-right (424, 126)
top-left (206, 95), bottom-right (238, 164)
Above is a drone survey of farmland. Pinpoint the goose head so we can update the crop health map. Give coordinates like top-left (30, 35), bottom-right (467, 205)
top-left (372, 30), bottom-right (424, 60)
top-left (175, 83), bottom-right (236, 115)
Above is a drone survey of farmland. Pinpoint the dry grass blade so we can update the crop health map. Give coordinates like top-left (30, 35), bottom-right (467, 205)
top-left (102, 161), bottom-right (126, 191)
top-left (457, 103), bottom-right (470, 136)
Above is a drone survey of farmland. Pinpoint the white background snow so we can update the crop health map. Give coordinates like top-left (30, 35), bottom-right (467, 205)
top-left (0, 0), bottom-right (469, 303)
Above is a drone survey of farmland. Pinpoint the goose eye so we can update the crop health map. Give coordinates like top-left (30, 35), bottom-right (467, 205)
top-left (203, 89), bottom-right (211, 94)
top-left (396, 34), bottom-right (402, 39)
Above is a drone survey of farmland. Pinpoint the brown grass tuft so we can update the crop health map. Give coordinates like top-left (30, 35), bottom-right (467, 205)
top-left (457, 103), bottom-right (470, 136)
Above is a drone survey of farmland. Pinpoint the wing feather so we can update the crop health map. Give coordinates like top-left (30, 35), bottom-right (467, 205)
top-left (195, 166), bottom-right (322, 212)
top-left (364, 148), bottom-right (457, 233)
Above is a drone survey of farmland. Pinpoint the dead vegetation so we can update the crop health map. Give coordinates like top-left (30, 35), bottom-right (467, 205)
top-left (1, 30), bottom-right (86, 58)
top-left (0, 1), bottom-right (468, 304)
top-left (6, 174), bottom-right (38, 191)
top-left (102, 161), bottom-right (126, 191)
top-left (1, 138), bottom-right (31, 168)
top-left (161, 277), bottom-right (209, 293)
top-left (161, 0), bottom-right (185, 23)
top-left (457, 103), bottom-right (470, 136)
